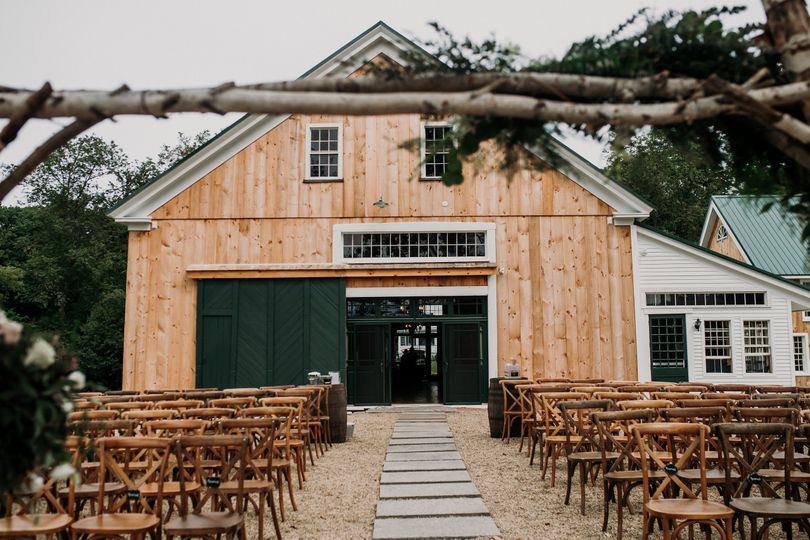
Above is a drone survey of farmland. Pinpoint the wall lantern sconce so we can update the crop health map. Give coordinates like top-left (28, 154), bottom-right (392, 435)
top-left (693, 318), bottom-right (702, 330)
top-left (373, 196), bottom-right (389, 208)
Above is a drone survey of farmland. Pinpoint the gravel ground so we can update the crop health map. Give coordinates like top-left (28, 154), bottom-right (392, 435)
top-left (449, 408), bottom-right (643, 540)
top-left (243, 411), bottom-right (397, 539)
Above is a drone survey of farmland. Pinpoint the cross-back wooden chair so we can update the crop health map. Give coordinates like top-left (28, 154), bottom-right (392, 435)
top-left (0, 442), bottom-right (77, 539)
top-left (540, 391), bottom-right (589, 485)
top-left (305, 384), bottom-right (333, 447)
top-left (617, 399), bottom-right (674, 420)
top-left (756, 385), bottom-right (798, 394)
top-left (618, 384), bottom-right (669, 398)
top-left (280, 388), bottom-right (325, 458)
top-left (631, 422), bottom-right (734, 540)
top-left (260, 397), bottom-right (309, 484)
top-left (209, 397), bottom-right (258, 410)
top-left (733, 407), bottom-right (799, 425)
top-left (145, 419), bottom-right (208, 438)
top-left (216, 417), bottom-right (281, 538)
top-left (678, 398), bottom-right (734, 419)
top-left (181, 407), bottom-right (236, 421)
top-left (716, 422), bottom-right (810, 540)
top-left (702, 392), bottom-right (750, 401)
top-left (664, 384), bottom-right (709, 393)
top-left (713, 383), bottom-right (754, 394)
top-left (69, 409), bottom-right (119, 422)
top-left (136, 392), bottom-right (182, 402)
top-left (222, 388), bottom-right (262, 398)
top-left (520, 385), bottom-right (570, 463)
top-left (181, 390), bottom-right (225, 401)
top-left (593, 409), bottom-right (658, 540)
top-left (652, 392), bottom-right (697, 402)
top-left (121, 410), bottom-right (178, 424)
top-left (163, 435), bottom-right (250, 540)
top-left (535, 377), bottom-right (571, 384)
top-left (70, 436), bottom-right (171, 540)
top-left (558, 399), bottom-right (616, 514)
top-left (106, 401), bottom-right (154, 411)
top-left (155, 399), bottom-right (204, 411)
top-left (594, 391), bottom-right (643, 404)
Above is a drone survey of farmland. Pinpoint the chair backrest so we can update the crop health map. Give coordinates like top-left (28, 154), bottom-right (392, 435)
top-left (181, 407), bottom-right (236, 420)
top-left (209, 397), bottom-right (258, 410)
top-left (223, 388), bottom-right (262, 398)
top-left (145, 419), bottom-right (208, 437)
top-left (121, 409), bottom-right (177, 421)
top-left (660, 406), bottom-right (725, 425)
top-left (755, 385), bottom-right (797, 394)
top-left (652, 392), bottom-right (696, 401)
top-left (218, 417), bottom-right (279, 480)
top-left (182, 390), bottom-right (225, 401)
top-left (106, 401), bottom-right (154, 411)
top-left (664, 384), bottom-right (708, 393)
top-left (701, 392), bottom-right (749, 401)
top-left (70, 419), bottom-right (138, 438)
top-left (594, 391), bottom-right (642, 402)
top-left (97, 395), bottom-right (135, 405)
top-left (154, 399), bottom-right (204, 411)
top-left (715, 422), bottom-right (795, 504)
top-left (593, 409), bottom-right (657, 473)
top-left (618, 383), bottom-right (669, 396)
top-left (68, 409), bottom-right (119, 422)
top-left (712, 383), bottom-right (754, 394)
top-left (732, 407), bottom-right (798, 425)
top-left (540, 392), bottom-right (589, 435)
top-left (617, 399), bottom-right (674, 416)
top-left (631, 422), bottom-right (710, 503)
top-left (136, 392), bottom-right (182, 402)
top-left (73, 400), bottom-right (101, 411)
top-left (94, 436), bottom-right (171, 514)
top-left (173, 435), bottom-right (249, 517)
top-left (558, 399), bottom-right (612, 453)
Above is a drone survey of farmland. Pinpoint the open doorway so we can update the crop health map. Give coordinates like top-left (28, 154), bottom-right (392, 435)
top-left (391, 322), bottom-right (442, 404)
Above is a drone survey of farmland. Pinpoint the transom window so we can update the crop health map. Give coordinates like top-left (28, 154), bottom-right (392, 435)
top-left (794, 334), bottom-right (808, 373)
top-left (421, 123), bottom-right (452, 179)
top-left (743, 320), bottom-right (772, 373)
top-left (715, 224), bottom-right (729, 243)
top-left (645, 292), bottom-right (765, 307)
top-left (704, 320), bottom-right (732, 373)
top-left (343, 232), bottom-right (486, 260)
top-left (306, 124), bottom-right (341, 180)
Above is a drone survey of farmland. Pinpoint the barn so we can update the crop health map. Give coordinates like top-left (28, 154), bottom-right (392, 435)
top-left (110, 22), bottom-right (810, 402)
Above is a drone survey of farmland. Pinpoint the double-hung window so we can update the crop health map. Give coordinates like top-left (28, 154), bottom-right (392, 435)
top-left (704, 320), bottom-right (732, 373)
top-left (743, 320), bottom-right (772, 373)
top-left (306, 124), bottom-right (342, 180)
top-left (421, 122), bottom-right (452, 179)
top-left (794, 333), bottom-right (808, 374)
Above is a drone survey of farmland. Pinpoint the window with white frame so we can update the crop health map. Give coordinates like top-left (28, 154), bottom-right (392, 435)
top-left (306, 124), bottom-right (341, 180)
top-left (421, 123), bottom-right (452, 179)
top-left (715, 224), bottom-right (729, 243)
top-left (794, 334), bottom-right (808, 373)
top-left (704, 320), bottom-right (732, 373)
top-left (743, 320), bottom-right (772, 373)
top-left (801, 280), bottom-right (810, 321)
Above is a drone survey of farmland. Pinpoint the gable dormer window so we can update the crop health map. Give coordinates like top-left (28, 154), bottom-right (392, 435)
top-left (421, 122), bottom-right (452, 179)
top-left (306, 124), bottom-right (342, 181)
top-left (715, 224), bottom-right (729, 243)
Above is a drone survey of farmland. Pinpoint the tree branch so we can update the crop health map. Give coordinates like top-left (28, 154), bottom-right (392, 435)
top-left (0, 82), bottom-right (52, 153)
top-left (0, 80), bottom-right (809, 126)
top-left (0, 117), bottom-right (100, 202)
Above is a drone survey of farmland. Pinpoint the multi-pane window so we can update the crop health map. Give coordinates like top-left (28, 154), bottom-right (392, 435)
top-left (645, 292), bottom-right (765, 307)
top-left (307, 125), bottom-right (341, 179)
top-left (743, 320), bottom-right (772, 373)
top-left (342, 232), bottom-right (487, 260)
top-left (704, 320), bottom-right (732, 373)
top-left (422, 124), bottom-right (452, 178)
top-left (794, 334), bottom-right (808, 373)
top-left (715, 224), bottom-right (729, 243)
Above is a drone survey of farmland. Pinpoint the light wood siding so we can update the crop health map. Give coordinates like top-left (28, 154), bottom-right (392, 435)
top-left (122, 112), bottom-right (636, 390)
top-left (707, 218), bottom-right (746, 261)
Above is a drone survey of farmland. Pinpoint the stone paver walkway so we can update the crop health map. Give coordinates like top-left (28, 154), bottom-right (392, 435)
top-left (372, 411), bottom-right (499, 539)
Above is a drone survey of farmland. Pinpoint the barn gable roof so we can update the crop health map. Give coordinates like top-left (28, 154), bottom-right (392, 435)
top-left (109, 21), bottom-right (652, 230)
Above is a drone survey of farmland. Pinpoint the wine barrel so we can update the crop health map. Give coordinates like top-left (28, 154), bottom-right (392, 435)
top-left (487, 377), bottom-right (528, 438)
top-left (328, 383), bottom-right (348, 443)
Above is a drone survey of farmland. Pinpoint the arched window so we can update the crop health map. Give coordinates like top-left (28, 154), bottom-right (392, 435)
top-left (715, 224), bottom-right (729, 243)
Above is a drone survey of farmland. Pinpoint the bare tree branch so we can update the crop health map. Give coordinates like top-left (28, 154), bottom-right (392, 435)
top-left (764, 129), bottom-right (810, 170)
top-left (0, 117), bottom-right (100, 202)
top-left (0, 82), bottom-right (52, 153)
top-left (1, 80), bottom-right (809, 126)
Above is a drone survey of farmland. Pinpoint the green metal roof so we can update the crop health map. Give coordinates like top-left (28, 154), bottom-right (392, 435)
top-left (712, 195), bottom-right (810, 276)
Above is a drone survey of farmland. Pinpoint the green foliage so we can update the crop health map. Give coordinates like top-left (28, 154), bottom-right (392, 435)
top-left (0, 131), bottom-right (209, 390)
top-left (606, 129), bottom-right (736, 240)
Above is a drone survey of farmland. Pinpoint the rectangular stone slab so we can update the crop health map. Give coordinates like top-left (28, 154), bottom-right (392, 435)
top-left (372, 516), bottom-right (499, 539)
top-left (382, 460), bottom-right (467, 472)
top-left (388, 437), bottom-right (454, 445)
top-left (376, 497), bottom-right (488, 518)
top-left (385, 451), bottom-right (462, 461)
top-left (380, 470), bottom-right (472, 484)
top-left (379, 481), bottom-right (479, 498)
top-left (387, 443), bottom-right (457, 453)
top-left (393, 424), bottom-right (449, 430)
top-left (390, 432), bottom-right (452, 439)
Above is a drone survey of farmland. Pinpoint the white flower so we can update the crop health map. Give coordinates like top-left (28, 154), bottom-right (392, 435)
top-left (17, 473), bottom-right (44, 494)
top-left (61, 400), bottom-right (74, 414)
top-left (1, 321), bottom-right (23, 345)
top-left (67, 370), bottom-right (86, 390)
top-left (50, 463), bottom-right (76, 481)
top-left (23, 338), bottom-right (55, 369)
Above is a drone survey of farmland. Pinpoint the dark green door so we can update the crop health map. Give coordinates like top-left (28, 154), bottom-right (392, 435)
top-left (443, 322), bottom-right (485, 404)
top-left (649, 314), bottom-right (688, 382)
top-left (347, 323), bottom-right (388, 405)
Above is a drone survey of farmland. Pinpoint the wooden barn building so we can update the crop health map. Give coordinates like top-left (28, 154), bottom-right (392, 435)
top-left (111, 22), bottom-right (810, 402)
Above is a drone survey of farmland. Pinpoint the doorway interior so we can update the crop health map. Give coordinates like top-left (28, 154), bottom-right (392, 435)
top-left (392, 322), bottom-right (442, 404)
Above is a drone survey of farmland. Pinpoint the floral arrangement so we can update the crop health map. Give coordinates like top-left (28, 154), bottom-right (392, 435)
top-left (0, 310), bottom-right (85, 496)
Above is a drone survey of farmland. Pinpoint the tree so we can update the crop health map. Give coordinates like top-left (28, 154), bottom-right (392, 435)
top-left (605, 130), bottom-right (737, 240)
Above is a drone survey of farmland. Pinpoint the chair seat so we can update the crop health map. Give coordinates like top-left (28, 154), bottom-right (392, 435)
top-left (59, 481), bottom-right (125, 498)
top-left (569, 451), bottom-right (620, 463)
top-left (141, 481), bottom-right (201, 496)
top-left (678, 468), bottom-right (740, 483)
top-left (759, 469), bottom-right (810, 482)
top-left (731, 497), bottom-right (810, 518)
top-left (605, 470), bottom-right (666, 482)
top-left (220, 479), bottom-right (273, 493)
top-left (0, 514), bottom-right (72, 536)
top-left (645, 499), bottom-right (733, 520)
top-left (164, 512), bottom-right (244, 535)
top-left (71, 513), bottom-right (160, 534)
top-left (774, 450), bottom-right (810, 463)
top-left (546, 435), bottom-right (580, 444)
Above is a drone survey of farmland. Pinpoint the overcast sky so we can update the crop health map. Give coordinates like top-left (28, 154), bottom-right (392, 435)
top-left (0, 0), bottom-right (764, 201)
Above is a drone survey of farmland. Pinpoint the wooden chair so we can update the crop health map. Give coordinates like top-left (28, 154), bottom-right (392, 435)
top-left (755, 385), bottom-right (798, 394)
top-left (61, 435), bottom-right (127, 518)
top-left (181, 390), bottom-right (225, 401)
top-left (617, 399), bottom-right (674, 419)
top-left (155, 399), bottom-right (204, 411)
top-left (164, 435), bottom-right (249, 540)
top-left (540, 391), bottom-right (588, 485)
top-left (593, 409), bottom-right (658, 540)
top-left (209, 397), bottom-right (258, 411)
top-left (593, 391), bottom-right (642, 403)
top-left (106, 401), bottom-right (154, 411)
top-left (73, 399), bottom-right (101, 411)
top-left (631, 422), bottom-right (733, 540)
top-left (70, 437), bottom-right (171, 540)
top-left (305, 384), bottom-right (333, 447)
top-left (121, 409), bottom-right (178, 422)
top-left (222, 388), bottom-right (262, 397)
top-left (68, 409), bottom-right (119, 422)
top-left (1, 457), bottom-right (76, 538)
top-left (97, 395), bottom-right (135, 405)
top-left (558, 399), bottom-right (616, 514)
top-left (217, 417), bottom-right (282, 538)
top-left (280, 388), bottom-right (325, 458)
top-left (618, 384), bottom-right (669, 397)
top-left (701, 392), bottom-right (749, 401)
top-left (652, 392), bottom-right (697, 402)
top-left (181, 407), bottom-right (236, 421)
top-left (664, 384), bottom-right (709, 393)
top-left (716, 422), bottom-right (810, 539)
top-left (713, 383), bottom-right (754, 394)
top-left (260, 397), bottom-right (310, 484)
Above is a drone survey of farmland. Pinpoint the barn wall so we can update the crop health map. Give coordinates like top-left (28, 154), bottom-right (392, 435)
top-left (122, 112), bottom-right (637, 390)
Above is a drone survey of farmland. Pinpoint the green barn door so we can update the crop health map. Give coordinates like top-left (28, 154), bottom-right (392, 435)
top-left (347, 323), bottom-right (388, 405)
top-left (649, 314), bottom-right (689, 382)
top-left (197, 280), bottom-right (236, 388)
top-left (443, 322), bottom-right (485, 404)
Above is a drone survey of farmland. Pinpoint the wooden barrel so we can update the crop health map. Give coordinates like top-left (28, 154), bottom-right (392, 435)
top-left (487, 377), bottom-right (527, 438)
top-left (328, 383), bottom-right (348, 443)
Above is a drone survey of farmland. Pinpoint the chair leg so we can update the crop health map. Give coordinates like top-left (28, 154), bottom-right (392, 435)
top-left (268, 489), bottom-right (282, 540)
top-left (564, 461), bottom-right (574, 505)
top-left (579, 462), bottom-right (587, 515)
top-left (617, 483), bottom-right (625, 540)
top-left (276, 469), bottom-right (286, 522)
top-left (285, 467), bottom-right (297, 511)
